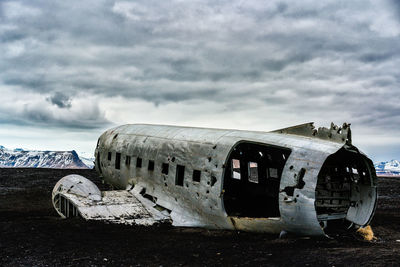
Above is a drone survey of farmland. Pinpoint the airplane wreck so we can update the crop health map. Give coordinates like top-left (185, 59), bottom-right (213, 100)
top-left (52, 122), bottom-right (377, 237)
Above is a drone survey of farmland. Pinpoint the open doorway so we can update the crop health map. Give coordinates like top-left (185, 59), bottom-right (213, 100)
top-left (223, 142), bottom-right (291, 218)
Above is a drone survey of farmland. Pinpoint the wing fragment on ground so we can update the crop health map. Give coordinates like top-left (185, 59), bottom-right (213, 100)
top-left (52, 174), bottom-right (170, 226)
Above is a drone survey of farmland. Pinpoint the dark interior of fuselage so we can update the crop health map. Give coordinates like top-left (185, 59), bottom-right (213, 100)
top-left (223, 142), bottom-right (291, 218)
top-left (315, 147), bottom-right (377, 233)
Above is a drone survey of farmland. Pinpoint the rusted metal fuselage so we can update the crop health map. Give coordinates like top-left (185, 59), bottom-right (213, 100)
top-left (52, 123), bottom-right (377, 236)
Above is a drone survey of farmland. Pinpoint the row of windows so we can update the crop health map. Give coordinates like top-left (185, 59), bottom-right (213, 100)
top-left (231, 159), bottom-right (279, 184)
top-left (107, 152), bottom-right (202, 185)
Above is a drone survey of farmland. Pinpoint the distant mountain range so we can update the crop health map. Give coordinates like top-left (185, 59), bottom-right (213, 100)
top-left (374, 160), bottom-right (400, 176)
top-left (0, 145), bottom-right (94, 169)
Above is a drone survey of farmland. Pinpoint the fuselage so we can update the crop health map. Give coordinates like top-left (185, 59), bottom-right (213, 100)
top-left (94, 124), bottom-right (377, 235)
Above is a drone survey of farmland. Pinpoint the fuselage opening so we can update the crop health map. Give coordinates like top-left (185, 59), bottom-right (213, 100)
top-left (316, 147), bottom-right (377, 234)
top-left (222, 142), bottom-right (291, 218)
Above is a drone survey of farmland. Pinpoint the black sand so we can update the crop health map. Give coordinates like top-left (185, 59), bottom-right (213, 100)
top-left (1, 168), bottom-right (399, 266)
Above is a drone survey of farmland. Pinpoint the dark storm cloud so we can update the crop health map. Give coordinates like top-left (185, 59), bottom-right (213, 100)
top-left (359, 52), bottom-right (393, 63)
top-left (47, 92), bottom-right (71, 108)
top-left (21, 101), bottom-right (110, 129)
top-left (0, 0), bottom-right (400, 138)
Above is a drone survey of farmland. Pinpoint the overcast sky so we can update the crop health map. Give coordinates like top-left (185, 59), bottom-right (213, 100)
top-left (0, 0), bottom-right (399, 161)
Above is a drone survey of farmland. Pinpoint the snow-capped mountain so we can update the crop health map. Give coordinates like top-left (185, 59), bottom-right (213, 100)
top-left (79, 154), bottom-right (95, 169)
top-left (0, 146), bottom-right (92, 169)
top-left (374, 160), bottom-right (400, 176)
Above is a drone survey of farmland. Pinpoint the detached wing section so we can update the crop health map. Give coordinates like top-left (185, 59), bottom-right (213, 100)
top-left (52, 174), bottom-right (170, 226)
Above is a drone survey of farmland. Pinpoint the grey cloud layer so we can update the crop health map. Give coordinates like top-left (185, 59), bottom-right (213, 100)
top-left (0, 0), bottom-right (400, 133)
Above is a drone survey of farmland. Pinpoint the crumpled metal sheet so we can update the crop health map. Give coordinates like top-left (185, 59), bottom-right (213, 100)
top-left (52, 175), bottom-right (170, 226)
top-left (271, 122), bottom-right (352, 144)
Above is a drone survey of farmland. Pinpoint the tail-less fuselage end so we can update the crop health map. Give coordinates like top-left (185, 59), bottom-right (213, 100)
top-left (52, 123), bottom-right (377, 236)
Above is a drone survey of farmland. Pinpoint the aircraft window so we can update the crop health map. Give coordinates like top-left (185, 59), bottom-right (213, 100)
top-left (161, 163), bottom-right (169, 175)
top-left (232, 159), bottom-right (241, 180)
top-left (125, 156), bottom-right (131, 167)
top-left (268, 167), bottom-right (278, 179)
top-left (108, 152), bottom-right (112, 161)
top-left (115, 152), bottom-right (121, 169)
top-left (176, 165), bottom-right (185, 186)
top-left (148, 160), bottom-right (155, 171)
top-left (193, 170), bottom-right (201, 182)
top-left (248, 162), bottom-right (258, 183)
top-left (136, 157), bottom-right (142, 168)
top-left (97, 152), bottom-right (102, 174)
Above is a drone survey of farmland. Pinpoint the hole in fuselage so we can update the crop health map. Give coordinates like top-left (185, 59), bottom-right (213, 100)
top-left (223, 142), bottom-right (291, 218)
top-left (315, 147), bottom-right (377, 234)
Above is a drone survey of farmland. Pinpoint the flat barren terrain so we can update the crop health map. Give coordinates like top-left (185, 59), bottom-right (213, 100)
top-left (1, 168), bottom-right (399, 266)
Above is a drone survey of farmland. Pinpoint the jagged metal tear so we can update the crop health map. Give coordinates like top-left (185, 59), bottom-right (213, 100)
top-left (271, 122), bottom-right (352, 145)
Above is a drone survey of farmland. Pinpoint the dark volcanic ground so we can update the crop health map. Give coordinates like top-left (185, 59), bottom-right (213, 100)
top-left (1, 168), bottom-right (399, 266)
